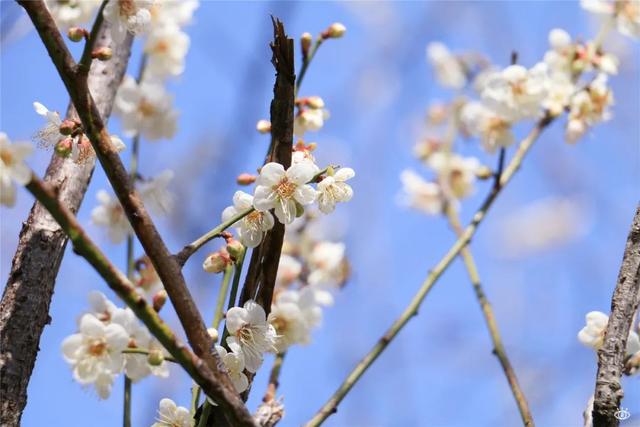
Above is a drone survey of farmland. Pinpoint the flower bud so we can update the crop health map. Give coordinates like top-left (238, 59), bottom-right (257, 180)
top-left (67, 27), bottom-right (87, 42)
top-left (226, 238), bottom-right (244, 261)
top-left (306, 96), bottom-right (325, 109)
top-left (475, 165), bottom-right (494, 180)
top-left (236, 173), bottom-right (257, 186)
top-left (301, 32), bottom-right (312, 57)
top-left (256, 119), bottom-right (271, 134)
top-left (91, 47), bottom-right (112, 61)
top-left (147, 350), bottom-right (165, 366)
top-left (54, 137), bottom-right (74, 158)
top-left (59, 119), bottom-right (77, 136)
top-left (322, 23), bottom-right (346, 39)
top-left (207, 327), bottom-right (219, 342)
top-left (152, 290), bottom-right (167, 312)
top-left (202, 249), bottom-right (232, 273)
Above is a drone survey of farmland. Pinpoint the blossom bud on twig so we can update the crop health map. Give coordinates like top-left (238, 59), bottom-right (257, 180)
top-left (256, 119), bottom-right (271, 134)
top-left (322, 22), bottom-right (346, 39)
top-left (54, 138), bottom-right (73, 158)
top-left (226, 238), bottom-right (244, 261)
top-left (58, 119), bottom-right (77, 136)
top-left (301, 32), bottom-right (313, 58)
top-left (147, 349), bottom-right (164, 366)
top-left (152, 290), bottom-right (167, 312)
top-left (475, 165), bottom-right (494, 180)
top-left (91, 47), bottom-right (112, 61)
top-left (203, 248), bottom-right (233, 273)
top-left (236, 173), bottom-right (257, 185)
top-left (67, 27), bottom-right (88, 42)
top-left (207, 327), bottom-right (219, 342)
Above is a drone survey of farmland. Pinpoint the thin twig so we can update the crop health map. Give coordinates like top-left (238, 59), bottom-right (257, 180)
top-left (445, 205), bottom-right (534, 427)
top-left (592, 205), bottom-right (640, 426)
top-left (304, 114), bottom-right (553, 427)
top-left (123, 376), bottom-right (132, 427)
top-left (23, 172), bottom-right (255, 426)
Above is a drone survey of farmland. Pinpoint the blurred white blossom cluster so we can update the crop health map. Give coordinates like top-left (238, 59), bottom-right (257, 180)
top-left (578, 311), bottom-right (640, 375)
top-left (0, 132), bottom-right (34, 207)
top-left (401, 0), bottom-right (636, 216)
top-left (61, 291), bottom-right (170, 399)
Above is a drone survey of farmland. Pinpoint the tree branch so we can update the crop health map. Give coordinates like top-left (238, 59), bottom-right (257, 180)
top-left (0, 12), bottom-right (132, 427)
top-left (304, 114), bottom-right (553, 427)
top-left (16, 2), bottom-right (254, 424)
top-left (23, 173), bottom-right (255, 426)
top-left (592, 205), bottom-right (640, 427)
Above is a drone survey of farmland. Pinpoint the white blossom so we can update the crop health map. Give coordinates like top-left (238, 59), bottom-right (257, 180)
top-left (253, 162), bottom-right (317, 225)
top-left (460, 101), bottom-right (515, 153)
top-left (33, 102), bottom-right (63, 148)
top-left (87, 291), bottom-right (118, 323)
top-left (544, 28), bottom-right (619, 76)
top-left (578, 311), bottom-right (640, 354)
top-left (542, 72), bottom-right (576, 117)
top-left (225, 300), bottom-right (277, 373)
top-left (294, 108), bottom-right (329, 137)
top-left (307, 241), bottom-right (347, 289)
top-left (150, 0), bottom-right (199, 27)
top-left (114, 75), bottom-right (178, 141)
top-left (91, 190), bottom-right (133, 244)
top-left (481, 63), bottom-right (549, 121)
top-left (145, 23), bottom-right (190, 78)
top-left (61, 314), bottom-right (129, 399)
top-left (426, 42), bottom-right (467, 89)
top-left (399, 169), bottom-right (444, 215)
top-left (152, 398), bottom-right (193, 427)
top-left (316, 168), bottom-right (355, 214)
top-left (215, 342), bottom-right (248, 393)
top-left (565, 74), bottom-right (614, 143)
top-left (428, 152), bottom-right (480, 200)
top-left (581, 0), bottom-right (640, 39)
top-left (139, 170), bottom-right (175, 216)
top-left (222, 191), bottom-right (274, 248)
top-left (0, 133), bottom-right (33, 207)
top-left (268, 290), bottom-right (314, 352)
top-left (276, 254), bottom-right (303, 288)
top-left (45, 0), bottom-right (101, 28)
top-left (103, 0), bottom-right (154, 43)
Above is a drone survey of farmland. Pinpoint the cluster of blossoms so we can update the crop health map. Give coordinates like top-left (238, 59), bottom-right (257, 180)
top-left (577, 311), bottom-right (640, 375)
top-left (0, 133), bottom-right (34, 207)
top-left (61, 291), bottom-right (170, 399)
top-left (401, 1), bottom-right (634, 216)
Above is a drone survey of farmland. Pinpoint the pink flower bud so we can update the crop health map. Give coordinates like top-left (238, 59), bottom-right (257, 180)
top-left (306, 96), bottom-right (325, 109)
top-left (236, 173), bottom-right (257, 186)
top-left (301, 32), bottom-right (312, 57)
top-left (256, 119), bottom-right (271, 134)
top-left (202, 249), bottom-right (232, 273)
top-left (226, 239), bottom-right (245, 261)
top-left (322, 23), bottom-right (346, 39)
top-left (152, 290), bottom-right (167, 312)
top-left (59, 119), bottom-right (77, 136)
top-left (54, 138), bottom-right (74, 158)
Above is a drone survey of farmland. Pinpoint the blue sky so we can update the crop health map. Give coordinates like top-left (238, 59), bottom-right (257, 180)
top-left (1, 1), bottom-right (639, 426)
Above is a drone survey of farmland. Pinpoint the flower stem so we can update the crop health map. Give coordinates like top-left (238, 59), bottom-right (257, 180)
top-left (296, 38), bottom-right (323, 97)
top-left (212, 266), bottom-right (234, 330)
top-left (444, 204), bottom-right (534, 427)
top-left (190, 384), bottom-right (202, 419)
top-left (303, 115), bottom-right (552, 427)
top-left (123, 376), bottom-right (131, 427)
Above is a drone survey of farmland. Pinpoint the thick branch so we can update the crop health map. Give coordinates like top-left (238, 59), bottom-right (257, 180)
top-left (0, 13), bottom-right (132, 427)
top-left (592, 205), bottom-right (640, 427)
top-left (23, 174), bottom-right (255, 426)
top-left (16, 2), bottom-right (254, 424)
top-left (304, 114), bottom-right (553, 427)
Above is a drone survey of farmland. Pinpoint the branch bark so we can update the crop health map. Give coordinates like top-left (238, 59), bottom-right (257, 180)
top-left (0, 15), bottom-right (132, 427)
top-left (15, 2), bottom-right (255, 424)
top-left (592, 204), bottom-right (640, 427)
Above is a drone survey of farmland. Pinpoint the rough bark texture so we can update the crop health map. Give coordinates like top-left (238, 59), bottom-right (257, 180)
top-left (0, 19), bottom-right (133, 427)
top-left (593, 204), bottom-right (640, 427)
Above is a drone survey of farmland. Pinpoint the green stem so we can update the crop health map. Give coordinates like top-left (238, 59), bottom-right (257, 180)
top-left (213, 265), bottom-right (234, 331)
top-left (303, 115), bottom-right (553, 427)
top-left (197, 402), bottom-right (212, 427)
top-left (221, 248), bottom-right (246, 345)
top-left (296, 38), bottom-right (323, 97)
top-left (123, 376), bottom-right (131, 427)
top-left (190, 385), bottom-right (202, 419)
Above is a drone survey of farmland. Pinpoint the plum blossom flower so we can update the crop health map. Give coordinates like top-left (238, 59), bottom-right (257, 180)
top-left (138, 170), bottom-right (175, 216)
top-left (460, 101), bottom-right (515, 152)
top-left (144, 23), bottom-right (190, 78)
top-left (61, 314), bottom-right (129, 399)
top-left (215, 342), bottom-right (248, 393)
top-left (103, 0), bottom-right (154, 43)
top-left (581, 0), bottom-right (640, 39)
top-left (0, 133), bottom-right (33, 207)
top-left (399, 169), bottom-right (444, 215)
top-left (114, 76), bottom-right (178, 140)
top-left (225, 300), bottom-right (277, 372)
top-left (44, 0), bottom-right (102, 28)
top-left (578, 311), bottom-right (640, 354)
top-left (542, 73), bottom-right (576, 117)
top-left (307, 241), bottom-right (348, 290)
top-left (481, 63), bottom-right (549, 121)
top-left (565, 74), bottom-right (614, 143)
top-left (152, 398), bottom-right (193, 427)
top-left (33, 102), bottom-right (63, 148)
top-left (544, 28), bottom-right (619, 77)
top-left (268, 290), bottom-right (313, 352)
top-left (294, 107), bottom-right (329, 137)
top-left (316, 168), bottom-right (355, 214)
top-left (428, 152), bottom-right (480, 200)
top-left (276, 254), bottom-right (302, 287)
top-left (426, 42), bottom-right (467, 89)
top-left (91, 190), bottom-right (133, 244)
top-left (222, 191), bottom-right (274, 248)
top-left (253, 162), bottom-right (317, 225)
top-left (87, 291), bottom-right (118, 323)
top-left (150, 0), bottom-right (199, 27)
